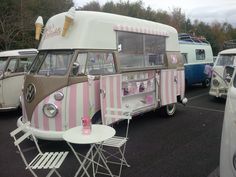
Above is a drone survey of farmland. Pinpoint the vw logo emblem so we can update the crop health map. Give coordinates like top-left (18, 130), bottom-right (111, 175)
top-left (25, 84), bottom-right (36, 103)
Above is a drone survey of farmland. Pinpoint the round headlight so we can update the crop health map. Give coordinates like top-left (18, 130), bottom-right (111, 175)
top-left (213, 79), bottom-right (219, 87)
top-left (43, 103), bottom-right (58, 118)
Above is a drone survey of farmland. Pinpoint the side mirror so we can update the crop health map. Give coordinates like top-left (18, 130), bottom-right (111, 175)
top-left (224, 66), bottom-right (235, 83)
top-left (72, 62), bottom-right (80, 76)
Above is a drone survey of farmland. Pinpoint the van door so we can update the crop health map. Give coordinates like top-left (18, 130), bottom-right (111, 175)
top-left (160, 69), bottom-right (177, 106)
top-left (2, 58), bottom-right (23, 108)
top-left (100, 74), bottom-right (122, 125)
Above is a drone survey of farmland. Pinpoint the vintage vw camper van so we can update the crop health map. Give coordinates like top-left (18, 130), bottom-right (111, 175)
top-left (209, 48), bottom-right (236, 98)
top-left (17, 9), bottom-right (187, 140)
top-left (179, 33), bottom-right (214, 87)
top-left (0, 49), bottom-right (37, 111)
top-left (220, 66), bottom-right (236, 177)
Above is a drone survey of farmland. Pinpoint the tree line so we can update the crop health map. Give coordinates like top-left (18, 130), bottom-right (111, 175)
top-left (1, 0), bottom-right (236, 55)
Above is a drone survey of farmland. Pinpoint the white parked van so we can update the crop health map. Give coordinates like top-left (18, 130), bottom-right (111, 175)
top-left (220, 65), bottom-right (236, 177)
top-left (17, 9), bottom-right (187, 140)
top-left (209, 48), bottom-right (236, 98)
top-left (0, 49), bottom-right (37, 111)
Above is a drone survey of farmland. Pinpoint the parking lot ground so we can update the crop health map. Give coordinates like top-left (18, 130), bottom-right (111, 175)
top-left (0, 85), bottom-right (225, 177)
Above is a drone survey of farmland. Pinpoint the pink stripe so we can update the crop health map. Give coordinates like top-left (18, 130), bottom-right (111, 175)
top-left (110, 76), bottom-right (115, 123)
top-left (43, 96), bottom-right (50, 131)
top-left (69, 85), bottom-right (77, 128)
top-left (94, 80), bottom-right (100, 112)
top-left (117, 75), bottom-right (121, 111)
top-left (171, 71), bottom-right (175, 103)
top-left (165, 71), bottom-right (169, 105)
top-left (55, 93), bottom-right (62, 131)
top-left (83, 82), bottom-right (89, 118)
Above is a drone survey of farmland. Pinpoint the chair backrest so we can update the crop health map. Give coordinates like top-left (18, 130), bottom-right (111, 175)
top-left (10, 122), bottom-right (42, 166)
top-left (104, 107), bottom-right (132, 138)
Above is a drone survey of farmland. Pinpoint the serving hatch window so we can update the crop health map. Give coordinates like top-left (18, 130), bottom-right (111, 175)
top-left (117, 31), bottom-right (166, 69)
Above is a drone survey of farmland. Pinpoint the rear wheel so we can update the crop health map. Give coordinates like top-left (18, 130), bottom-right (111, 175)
top-left (160, 103), bottom-right (176, 118)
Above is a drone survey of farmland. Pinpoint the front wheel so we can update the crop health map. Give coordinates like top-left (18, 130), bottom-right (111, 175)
top-left (202, 78), bottom-right (210, 88)
top-left (160, 103), bottom-right (176, 118)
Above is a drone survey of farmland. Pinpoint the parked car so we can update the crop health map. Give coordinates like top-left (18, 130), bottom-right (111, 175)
top-left (209, 48), bottom-right (236, 98)
top-left (0, 49), bottom-right (37, 111)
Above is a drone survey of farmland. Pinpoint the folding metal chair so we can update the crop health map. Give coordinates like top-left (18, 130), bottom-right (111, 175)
top-left (10, 122), bottom-right (69, 177)
top-left (96, 107), bottom-right (132, 177)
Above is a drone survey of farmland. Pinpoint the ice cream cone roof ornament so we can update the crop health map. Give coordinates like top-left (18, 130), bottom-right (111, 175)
top-left (62, 7), bottom-right (76, 37)
top-left (35, 16), bottom-right (44, 40)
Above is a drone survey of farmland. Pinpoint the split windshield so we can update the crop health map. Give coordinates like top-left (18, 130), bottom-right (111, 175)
top-left (216, 54), bottom-right (236, 66)
top-left (29, 51), bottom-right (73, 76)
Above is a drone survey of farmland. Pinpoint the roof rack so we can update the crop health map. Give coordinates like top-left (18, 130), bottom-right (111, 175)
top-left (223, 40), bottom-right (236, 49)
top-left (178, 33), bottom-right (209, 44)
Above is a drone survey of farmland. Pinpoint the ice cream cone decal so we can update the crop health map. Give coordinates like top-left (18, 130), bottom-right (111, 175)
top-left (35, 16), bottom-right (43, 40)
top-left (62, 7), bottom-right (76, 37)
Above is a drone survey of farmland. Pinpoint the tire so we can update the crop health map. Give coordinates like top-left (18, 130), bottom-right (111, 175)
top-left (161, 103), bottom-right (176, 118)
top-left (202, 78), bottom-right (210, 88)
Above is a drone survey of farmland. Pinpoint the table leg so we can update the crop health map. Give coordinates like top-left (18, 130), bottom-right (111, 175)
top-left (66, 142), bottom-right (90, 177)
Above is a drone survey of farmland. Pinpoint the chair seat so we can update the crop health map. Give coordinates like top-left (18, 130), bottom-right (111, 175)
top-left (100, 136), bottom-right (127, 148)
top-left (27, 151), bottom-right (69, 170)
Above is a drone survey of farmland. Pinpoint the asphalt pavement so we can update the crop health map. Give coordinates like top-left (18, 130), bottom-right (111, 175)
top-left (0, 85), bottom-right (225, 177)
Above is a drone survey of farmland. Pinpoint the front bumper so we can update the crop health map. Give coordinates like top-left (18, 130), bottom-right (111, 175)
top-left (209, 87), bottom-right (228, 98)
top-left (17, 116), bottom-right (64, 141)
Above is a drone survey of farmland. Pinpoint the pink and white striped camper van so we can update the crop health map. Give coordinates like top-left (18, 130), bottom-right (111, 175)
top-left (17, 9), bottom-right (187, 140)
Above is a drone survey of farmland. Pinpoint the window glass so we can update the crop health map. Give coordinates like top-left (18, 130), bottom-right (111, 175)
top-left (16, 57), bottom-right (35, 72)
top-left (86, 52), bottom-right (115, 75)
top-left (117, 31), bottom-right (166, 69)
top-left (145, 35), bottom-right (165, 66)
top-left (216, 54), bottom-right (236, 66)
top-left (0, 57), bottom-right (8, 72)
top-left (117, 32), bottom-right (144, 69)
top-left (30, 52), bottom-right (46, 74)
top-left (6, 58), bottom-right (17, 73)
top-left (38, 51), bottom-right (73, 76)
top-left (196, 49), bottom-right (205, 60)
top-left (181, 53), bottom-right (188, 64)
top-left (71, 53), bottom-right (87, 76)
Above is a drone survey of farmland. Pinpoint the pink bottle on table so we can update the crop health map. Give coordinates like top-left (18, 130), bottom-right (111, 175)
top-left (82, 116), bottom-right (92, 135)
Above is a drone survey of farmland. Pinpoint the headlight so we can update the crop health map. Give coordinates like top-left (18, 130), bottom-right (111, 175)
top-left (213, 79), bottom-right (219, 87)
top-left (43, 103), bottom-right (58, 118)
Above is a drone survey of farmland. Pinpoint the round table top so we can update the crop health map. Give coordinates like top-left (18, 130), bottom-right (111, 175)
top-left (62, 124), bottom-right (116, 144)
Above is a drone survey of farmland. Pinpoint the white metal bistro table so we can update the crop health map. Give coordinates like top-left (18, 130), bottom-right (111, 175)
top-left (63, 124), bottom-right (116, 177)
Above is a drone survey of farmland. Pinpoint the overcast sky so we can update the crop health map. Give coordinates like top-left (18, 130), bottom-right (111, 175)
top-left (73, 0), bottom-right (236, 26)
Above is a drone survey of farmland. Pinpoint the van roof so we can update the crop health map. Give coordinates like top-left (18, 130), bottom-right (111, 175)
top-left (39, 11), bottom-right (179, 51)
top-left (0, 49), bottom-right (38, 57)
top-left (219, 48), bottom-right (236, 55)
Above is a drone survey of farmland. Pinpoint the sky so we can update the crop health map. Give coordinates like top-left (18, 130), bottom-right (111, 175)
top-left (73, 0), bottom-right (236, 27)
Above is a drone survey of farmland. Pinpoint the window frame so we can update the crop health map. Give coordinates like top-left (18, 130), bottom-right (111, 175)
top-left (116, 31), bottom-right (166, 70)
